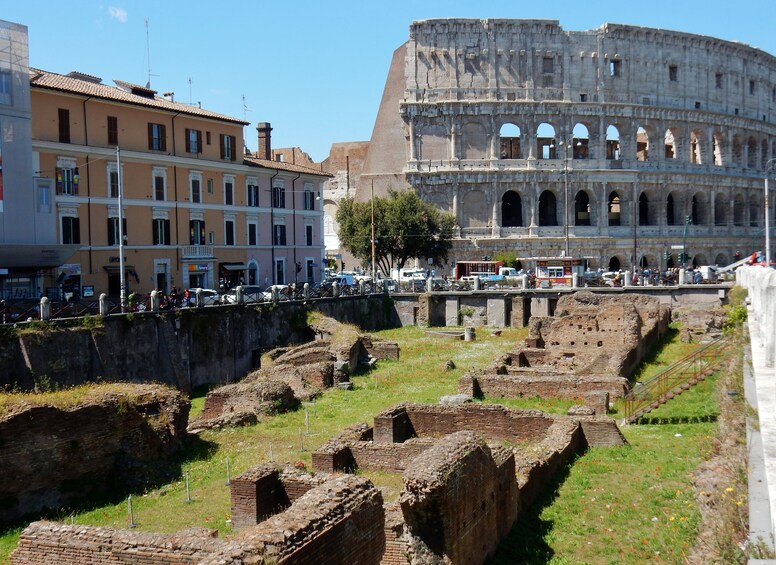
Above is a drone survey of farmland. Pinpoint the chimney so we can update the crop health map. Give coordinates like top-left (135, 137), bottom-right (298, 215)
top-left (257, 122), bottom-right (272, 160)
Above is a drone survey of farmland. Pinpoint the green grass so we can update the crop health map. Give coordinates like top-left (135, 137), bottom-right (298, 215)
top-left (0, 323), bottom-right (737, 564)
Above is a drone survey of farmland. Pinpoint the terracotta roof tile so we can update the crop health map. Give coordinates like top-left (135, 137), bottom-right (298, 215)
top-left (30, 68), bottom-right (248, 125)
top-left (243, 155), bottom-right (333, 177)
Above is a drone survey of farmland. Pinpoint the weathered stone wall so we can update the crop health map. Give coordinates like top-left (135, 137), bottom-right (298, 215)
top-left (459, 371), bottom-right (629, 401)
top-left (0, 295), bottom-right (396, 393)
top-left (0, 385), bottom-right (189, 525)
top-left (399, 432), bottom-right (518, 565)
top-left (12, 475), bottom-right (385, 565)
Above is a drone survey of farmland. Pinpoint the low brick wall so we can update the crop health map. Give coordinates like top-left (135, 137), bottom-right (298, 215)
top-left (460, 372), bottom-right (629, 401)
top-left (0, 385), bottom-right (188, 525)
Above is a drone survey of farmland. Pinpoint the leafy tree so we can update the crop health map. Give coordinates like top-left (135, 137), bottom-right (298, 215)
top-left (336, 189), bottom-right (455, 276)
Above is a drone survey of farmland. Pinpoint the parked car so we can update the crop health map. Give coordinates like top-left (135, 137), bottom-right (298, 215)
top-left (221, 285), bottom-right (263, 304)
top-left (430, 277), bottom-right (451, 291)
top-left (186, 288), bottom-right (221, 306)
top-left (262, 284), bottom-right (291, 301)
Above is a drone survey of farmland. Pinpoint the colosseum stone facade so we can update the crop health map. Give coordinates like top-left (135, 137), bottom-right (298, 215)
top-left (350, 19), bottom-right (776, 271)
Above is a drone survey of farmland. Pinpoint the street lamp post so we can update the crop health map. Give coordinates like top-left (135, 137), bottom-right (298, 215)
top-left (564, 142), bottom-right (570, 257)
top-left (682, 215), bottom-right (692, 271)
top-left (765, 159), bottom-right (776, 267)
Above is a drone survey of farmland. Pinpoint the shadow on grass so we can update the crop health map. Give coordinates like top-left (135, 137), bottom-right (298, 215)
top-left (629, 325), bottom-right (680, 384)
top-left (486, 458), bottom-right (575, 564)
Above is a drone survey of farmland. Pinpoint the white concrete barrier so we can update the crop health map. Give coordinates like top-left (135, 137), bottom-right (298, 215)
top-left (738, 266), bottom-right (776, 367)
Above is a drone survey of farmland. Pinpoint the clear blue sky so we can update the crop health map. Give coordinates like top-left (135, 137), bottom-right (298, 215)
top-left (5, 1), bottom-right (776, 161)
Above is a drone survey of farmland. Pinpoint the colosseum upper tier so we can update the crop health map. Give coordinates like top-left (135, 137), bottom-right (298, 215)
top-left (354, 19), bottom-right (776, 270)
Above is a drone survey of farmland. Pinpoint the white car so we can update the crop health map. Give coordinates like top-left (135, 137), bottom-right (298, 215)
top-left (222, 285), bottom-right (263, 304)
top-left (262, 284), bottom-right (291, 301)
top-left (186, 288), bottom-right (221, 306)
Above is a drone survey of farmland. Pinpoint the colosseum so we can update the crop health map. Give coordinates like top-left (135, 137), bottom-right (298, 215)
top-left (336, 19), bottom-right (776, 271)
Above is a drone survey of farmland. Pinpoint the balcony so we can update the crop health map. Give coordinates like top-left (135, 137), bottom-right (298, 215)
top-left (181, 245), bottom-right (214, 259)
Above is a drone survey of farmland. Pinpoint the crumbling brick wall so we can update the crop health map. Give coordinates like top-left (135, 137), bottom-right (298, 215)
top-left (398, 431), bottom-right (518, 564)
top-left (0, 384), bottom-right (188, 525)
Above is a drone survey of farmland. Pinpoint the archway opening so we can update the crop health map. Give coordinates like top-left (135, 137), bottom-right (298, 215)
top-left (572, 123), bottom-right (589, 159)
top-left (608, 191), bottom-right (621, 226)
top-left (501, 191), bottom-right (523, 227)
top-left (538, 190), bottom-right (558, 226)
top-left (499, 123), bottom-right (521, 159)
top-left (574, 191), bottom-right (591, 226)
top-left (537, 123), bottom-right (557, 159)
top-left (606, 125), bottom-right (621, 160)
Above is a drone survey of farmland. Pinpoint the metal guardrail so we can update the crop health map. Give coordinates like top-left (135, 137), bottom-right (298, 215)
top-left (622, 333), bottom-right (735, 424)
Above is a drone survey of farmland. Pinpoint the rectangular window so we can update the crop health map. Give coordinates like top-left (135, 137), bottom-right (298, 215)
top-left (247, 182), bottom-right (259, 207)
top-left (189, 219), bottom-right (206, 245)
top-left (206, 131), bottom-right (211, 145)
top-left (207, 178), bottom-right (213, 194)
top-left (272, 184), bottom-right (286, 208)
top-left (37, 181), bottom-right (51, 214)
top-left (148, 123), bottom-right (167, 151)
top-left (107, 217), bottom-right (128, 246)
top-left (273, 224), bottom-right (286, 245)
top-left (275, 260), bottom-right (285, 285)
top-left (0, 69), bottom-right (12, 105)
top-left (152, 219), bottom-right (170, 245)
top-left (305, 224), bottom-right (313, 246)
top-left (109, 170), bottom-right (119, 198)
top-left (225, 220), bottom-right (235, 246)
top-left (224, 181), bottom-right (234, 205)
top-left (247, 222), bottom-right (258, 246)
top-left (609, 59), bottom-right (621, 77)
top-left (220, 134), bottom-right (236, 160)
top-left (304, 189), bottom-right (315, 210)
top-left (61, 216), bottom-right (80, 244)
top-left (191, 178), bottom-right (201, 203)
top-left (154, 174), bottom-right (165, 201)
top-left (715, 72), bottom-right (723, 89)
top-left (208, 231), bottom-right (215, 244)
top-left (669, 65), bottom-right (678, 81)
top-left (58, 108), bottom-right (71, 143)
top-left (750, 80), bottom-right (756, 95)
top-left (185, 128), bottom-right (202, 153)
top-left (56, 167), bottom-right (79, 195)
top-left (542, 57), bottom-right (554, 74)
top-left (107, 116), bottom-right (118, 145)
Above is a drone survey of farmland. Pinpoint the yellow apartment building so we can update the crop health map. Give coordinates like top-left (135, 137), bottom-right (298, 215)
top-left (29, 69), bottom-right (329, 299)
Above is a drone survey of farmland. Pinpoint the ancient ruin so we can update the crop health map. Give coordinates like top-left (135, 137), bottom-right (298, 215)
top-left (0, 384), bottom-right (189, 525)
top-left (459, 292), bottom-right (670, 401)
top-left (189, 314), bottom-right (399, 431)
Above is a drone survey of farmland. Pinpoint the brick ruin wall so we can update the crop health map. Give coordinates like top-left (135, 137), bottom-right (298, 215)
top-left (461, 293), bottom-right (671, 401)
top-left (397, 432), bottom-right (518, 565)
top-left (12, 474), bottom-right (385, 565)
top-left (0, 385), bottom-right (189, 525)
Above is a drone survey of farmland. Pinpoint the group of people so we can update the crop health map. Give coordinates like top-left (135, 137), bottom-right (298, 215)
top-left (126, 286), bottom-right (193, 311)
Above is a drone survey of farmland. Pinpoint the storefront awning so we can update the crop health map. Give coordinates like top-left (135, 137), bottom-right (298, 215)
top-left (0, 244), bottom-right (81, 268)
top-left (222, 264), bottom-right (249, 271)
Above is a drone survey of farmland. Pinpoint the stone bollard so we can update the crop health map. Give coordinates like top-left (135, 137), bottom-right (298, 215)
top-left (572, 273), bottom-right (579, 289)
top-left (151, 290), bottom-right (160, 311)
top-left (464, 326), bottom-right (476, 341)
top-left (678, 269), bottom-right (686, 285)
top-left (195, 288), bottom-right (204, 308)
top-left (271, 286), bottom-right (279, 302)
top-left (521, 274), bottom-right (528, 289)
top-left (39, 297), bottom-right (50, 321)
top-left (235, 285), bottom-right (244, 304)
top-left (473, 277), bottom-right (480, 291)
top-left (99, 293), bottom-right (109, 316)
top-left (332, 281), bottom-right (340, 298)
top-left (359, 280), bottom-right (366, 295)
top-left (623, 270), bottom-right (631, 287)
top-left (303, 282), bottom-right (310, 300)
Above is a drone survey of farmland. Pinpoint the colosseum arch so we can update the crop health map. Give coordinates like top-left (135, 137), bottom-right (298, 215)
top-left (715, 253), bottom-right (728, 266)
top-left (608, 191), bottom-right (621, 226)
top-left (606, 125), bottom-right (621, 160)
top-left (537, 122), bottom-right (557, 159)
top-left (750, 195), bottom-right (760, 227)
top-left (461, 190), bottom-right (489, 228)
top-left (732, 134), bottom-right (743, 166)
top-left (574, 190), bottom-right (591, 225)
top-left (714, 192), bottom-right (728, 226)
top-left (499, 123), bottom-right (522, 159)
top-left (418, 124), bottom-right (449, 161)
top-left (691, 192), bottom-right (709, 225)
top-left (761, 139), bottom-right (770, 169)
top-left (712, 132), bottom-right (725, 166)
top-left (461, 121), bottom-right (488, 160)
top-left (636, 126), bottom-right (652, 161)
top-left (608, 255), bottom-right (625, 271)
top-left (692, 253), bottom-right (708, 267)
top-left (638, 192), bottom-right (652, 225)
top-left (538, 190), bottom-right (558, 226)
top-left (747, 136), bottom-right (758, 169)
top-left (666, 192), bottom-right (679, 225)
top-left (734, 193), bottom-right (745, 226)
top-left (501, 190), bottom-right (523, 227)
top-left (572, 123), bottom-right (590, 159)
top-left (690, 129), bottom-right (704, 164)
top-left (664, 128), bottom-right (678, 159)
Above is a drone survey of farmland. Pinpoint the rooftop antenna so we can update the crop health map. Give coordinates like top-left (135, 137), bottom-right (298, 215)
top-left (188, 77), bottom-right (193, 104)
top-left (242, 94), bottom-right (251, 153)
top-left (145, 19), bottom-right (152, 88)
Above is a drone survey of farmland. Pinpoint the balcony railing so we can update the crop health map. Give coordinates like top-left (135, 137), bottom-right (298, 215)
top-left (181, 245), bottom-right (214, 259)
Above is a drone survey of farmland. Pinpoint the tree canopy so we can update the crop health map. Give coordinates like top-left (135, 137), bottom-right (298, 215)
top-left (335, 189), bottom-right (455, 276)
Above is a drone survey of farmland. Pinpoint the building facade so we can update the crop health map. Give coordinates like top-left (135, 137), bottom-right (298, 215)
top-left (353, 19), bottom-right (776, 272)
top-left (28, 69), bottom-right (328, 300)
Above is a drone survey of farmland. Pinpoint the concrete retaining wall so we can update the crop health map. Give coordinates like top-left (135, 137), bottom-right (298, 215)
top-left (738, 267), bottom-right (776, 367)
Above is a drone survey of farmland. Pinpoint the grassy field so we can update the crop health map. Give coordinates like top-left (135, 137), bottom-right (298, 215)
top-left (0, 321), bottom-right (739, 564)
